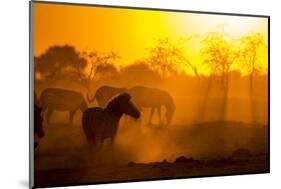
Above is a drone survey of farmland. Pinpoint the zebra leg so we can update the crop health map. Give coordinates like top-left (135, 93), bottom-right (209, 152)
top-left (34, 142), bottom-right (38, 149)
top-left (109, 137), bottom-right (116, 163)
top-left (86, 138), bottom-right (100, 165)
top-left (82, 126), bottom-right (96, 165)
top-left (69, 110), bottom-right (77, 124)
top-left (94, 137), bottom-right (103, 164)
top-left (86, 141), bottom-right (96, 166)
top-left (85, 136), bottom-right (95, 151)
top-left (157, 106), bottom-right (162, 125)
top-left (45, 108), bottom-right (53, 124)
top-left (148, 107), bottom-right (155, 126)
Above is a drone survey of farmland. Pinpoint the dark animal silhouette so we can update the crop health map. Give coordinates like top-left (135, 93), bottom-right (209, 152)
top-left (34, 104), bottom-right (44, 148)
top-left (87, 86), bottom-right (128, 108)
top-left (40, 88), bottom-right (88, 124)
top-left (34, 92), bottom-right (41, 106)
top-left (82, 93), bottom-right (140, 149)
top-left (129, 86), bottom-right (175, 125)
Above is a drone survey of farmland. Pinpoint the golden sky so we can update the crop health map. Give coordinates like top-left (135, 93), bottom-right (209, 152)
top-left (33, 2), bottom-right (268, 75)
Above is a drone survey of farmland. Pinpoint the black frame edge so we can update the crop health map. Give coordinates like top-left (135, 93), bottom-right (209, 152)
top-left (29, 1), bottom-right (35, 188)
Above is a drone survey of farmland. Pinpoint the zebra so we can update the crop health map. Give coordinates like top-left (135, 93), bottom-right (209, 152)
top-left (87, 86), bottom-right (128, 108)
top-left (129, 86), bottom-right (175, 125)
top-left (40, 88), bottom-right (88, 124)
top-left (34, 104), bottom-right (44, 148)
top-left (82, 93), bottom-right (140, 151)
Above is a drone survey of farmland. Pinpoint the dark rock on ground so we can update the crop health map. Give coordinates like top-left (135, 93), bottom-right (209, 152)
top-left (174, 156), bottom-right (196, 163)
top-left (232, 148), bottom-right (252, 159)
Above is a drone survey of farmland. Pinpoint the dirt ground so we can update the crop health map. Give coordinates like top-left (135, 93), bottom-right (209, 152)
top-left (34, 120), bottom-right (269, 187)
top-left (34, 154), bottom-right (268, 187)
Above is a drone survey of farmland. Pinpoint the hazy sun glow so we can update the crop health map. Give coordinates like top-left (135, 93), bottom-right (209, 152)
top-left (33, 2), bottom-right (268, 76)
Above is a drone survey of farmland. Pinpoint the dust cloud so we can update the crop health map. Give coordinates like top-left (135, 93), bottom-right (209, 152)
top-left (35, 65), bottom-right (268, 165)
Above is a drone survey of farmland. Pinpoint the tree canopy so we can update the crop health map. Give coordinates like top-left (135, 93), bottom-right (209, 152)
top-left (34, 45), bottom-right (86, 80)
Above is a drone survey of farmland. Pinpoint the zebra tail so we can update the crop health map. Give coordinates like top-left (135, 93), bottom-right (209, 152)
top-left (87, 92), bottom-right (96, 104)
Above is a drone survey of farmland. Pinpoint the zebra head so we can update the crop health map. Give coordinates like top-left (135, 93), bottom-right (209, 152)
top-left (106, 93), bottom-right (140, 119)
top-left (165, 101), bottom-right (176, 125)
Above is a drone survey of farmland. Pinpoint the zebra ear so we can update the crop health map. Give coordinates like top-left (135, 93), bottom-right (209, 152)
top-left (121, 92), bottom-right (131, 101)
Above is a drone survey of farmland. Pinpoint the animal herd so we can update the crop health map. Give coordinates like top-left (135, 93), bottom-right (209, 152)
top-left (34, 86), bottom-right (175, 150)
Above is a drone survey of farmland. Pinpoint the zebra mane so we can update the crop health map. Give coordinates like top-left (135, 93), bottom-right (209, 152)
top-left (105, 92), bottom-right (131, 110)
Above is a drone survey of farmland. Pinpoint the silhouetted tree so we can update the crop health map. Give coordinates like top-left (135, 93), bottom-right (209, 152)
top-left (239, 32), bottom-right (266, 122)
top-left (201, 32), bottom-right (239, 120)
top-left (34, 45), bottom-right (87, 81)
top-left (147, 38), bottom-right (198, 78)
top-left (96, 63), bottom-right (118, 76)
top-left (78, 51), bottom-right (119, 92)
